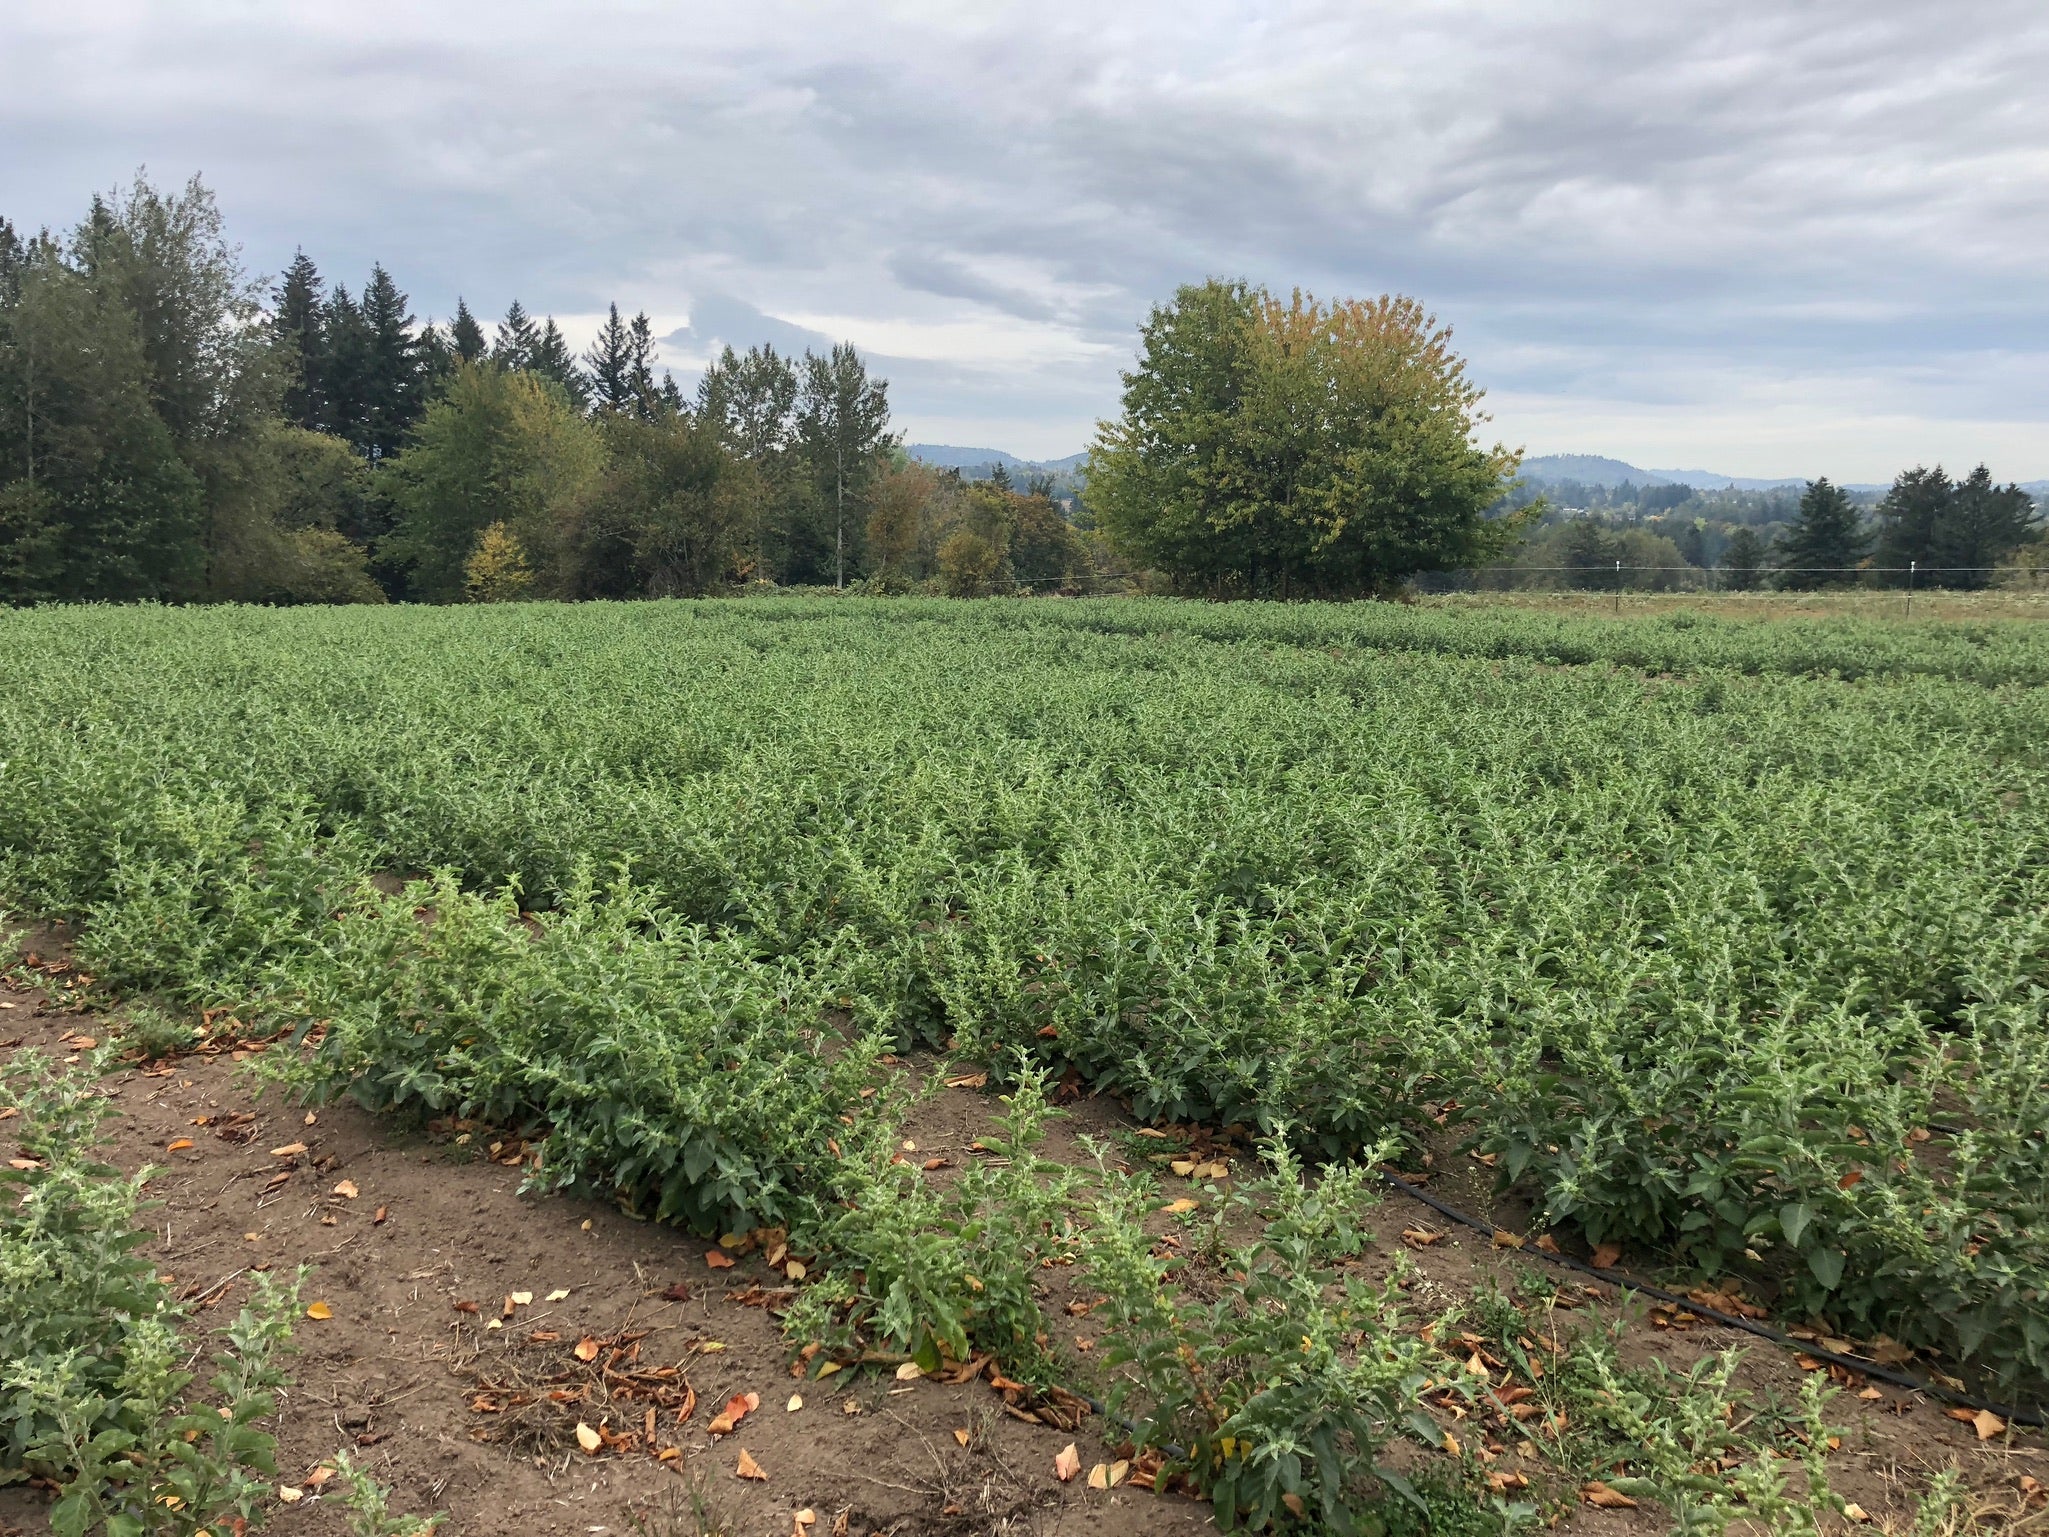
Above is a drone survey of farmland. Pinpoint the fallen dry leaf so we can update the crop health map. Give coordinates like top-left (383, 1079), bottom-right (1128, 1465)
top-left (509, 1290), bottom-right (532, 1306)
top-left (277, 1485), bottom-right (303, 1504)
top-left (1088, 1463), bottom-right (1110, 1491)
top-left (1491, 1229), bottom-right (1524, 1250)
top-left (707, 1391), bottom-right (760, 1435)
top-left (945, 1072), bottom-right (988, 1089)
top-left (1534, 1233), bottom-right (1561, 1253)
top-left (735, 1448), bottom-right (767, 1481)
top-left (785, 1260), bottom-right (807, 1281)
top-left (304, 1301), bottom-right (332, 1321)
top-left (166, 1138), bottom-right (194, 1152)
top-left (786, 1394), bottom-right (803, 1412)
top-left (1160, 1198), bottom-right (1199, 1215)
top-left (1170, 1159), bottom-right (1197, 1176)
top-left (1844, 1504), bottom-right (1871, 1523)
top-left (1053, 1444), bottom-right (1081, 1483)
top-left (452, 1299), bottom-right (480, 1315)
top-left (331, 1179), bottom-right (358, 1200)
top-left (575, 1422), bottom-right (602, 1454)
top-left (269, 1142), bottom-right (308, 1158)
top-left (953, 1428), bottom-right (970, 1447)
top-left (305, 1466), bottom-right (334, 1489)
top-left (1589, 1242), bottom-right (1621, 1269)
top-left (1401, 1227), bottom-right (1443, 1248)
top-left (574, 1336), bottom-right (601, 1362)
top-left (1975, 1409), bottom-right (2007, 1440)
top-left (705, 1248), bottom-right (735, 1269)
top-left (545, 1287), bottom-right (570, 1301)
top-left (372, 1205), bottom-right (388, 1225)
top-left (1583, 1482), bottom-right (1638, 1509)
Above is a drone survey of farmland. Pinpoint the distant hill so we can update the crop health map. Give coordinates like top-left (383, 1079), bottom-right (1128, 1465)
top-left (907, 444), bottom-right (1087, 477)
top-left (1518, 455), bottom-right (1804, 492)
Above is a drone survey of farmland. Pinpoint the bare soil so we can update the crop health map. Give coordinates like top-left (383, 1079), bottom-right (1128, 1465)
top-left (3, 951), bottom-right (2044, 1537)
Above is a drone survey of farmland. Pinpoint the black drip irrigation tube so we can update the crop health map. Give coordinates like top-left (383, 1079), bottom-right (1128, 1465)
top-left (1374, 1169), bottom-right (2045, 1429)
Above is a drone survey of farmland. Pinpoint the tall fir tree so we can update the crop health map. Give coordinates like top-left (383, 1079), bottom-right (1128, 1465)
top-left (358, 264), bottom-right (424, 459)
top-left (449, 298), bottom-right (487, 364)
top-left (1775, 478), bottom-right (1869, 589)
top-left (319, 282), bottom-right (371, 447)
top-left (1932, 465), bottom-right (2037, 586)
top-left (528, 317), bottom-right (588, 407)
top-left (1721, 526), bottom-right (1767, 590)
top-left (273, 249), bottom-right (326, 430)
top-left (494, 299), bottom-right (539, 371)
top-left (1872, 465), bottom-right (1951, 577)
top-left (1557, 516), bottom-right (1618, 588)
top-left (583, 303), bottom-right (633, 414)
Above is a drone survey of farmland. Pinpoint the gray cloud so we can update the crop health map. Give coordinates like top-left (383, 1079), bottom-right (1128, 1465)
top-left (2, 1), bottom-right (2044, 474)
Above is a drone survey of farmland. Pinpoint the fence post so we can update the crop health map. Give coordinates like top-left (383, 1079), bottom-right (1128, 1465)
top-left (1906, 559), bottom-right (1915, 620)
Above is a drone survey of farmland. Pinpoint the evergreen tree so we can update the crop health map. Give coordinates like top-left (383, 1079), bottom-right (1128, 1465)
top-left (320, 283), bottom-right (370, 447)
top-left (494, 299), bottom-right (538, 371)
top-left (528, 317), bottom-right (587, 407)
top-left (986, 461), bottom-right (1012, 490)
top-left (796, 343), bottom-right (892, 589)
top-left (1932, 466), bottom-right (2037, 587)
top-left (1721, 526), bottom-right (1766, 591)
top-left (583, 303), bottom-right (632, 414)
top-left (273, 249), bottom-right (326, 430)
top-left (449, 299), bottom-right (487, 364)
top-left (624, 311), bottom-right (663, 419)
top-left (358, 264), bottom-right (423, 459)
top-left (1557, 516), bottom-right (1619, 589)
top-left (1775, 478), bottom-right (1869, 588)
top-left (1872, 465), bottom-right (1951, 578)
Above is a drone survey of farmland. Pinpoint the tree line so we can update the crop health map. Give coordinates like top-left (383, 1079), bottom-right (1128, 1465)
top-left (1, 174), bottom-right (1103, 604)
top-left (1506, 469), bottom-right (2040, 592)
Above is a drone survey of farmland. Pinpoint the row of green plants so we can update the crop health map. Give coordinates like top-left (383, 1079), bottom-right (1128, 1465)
top-left (0, 1049), bottom-right (435, 1535)
top-left (0, 596), bottom-right (2042, 1406)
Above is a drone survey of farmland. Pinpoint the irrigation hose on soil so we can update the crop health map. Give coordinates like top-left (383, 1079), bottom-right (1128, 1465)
top-left (1372, 1169), bottom-right (2046, 1429)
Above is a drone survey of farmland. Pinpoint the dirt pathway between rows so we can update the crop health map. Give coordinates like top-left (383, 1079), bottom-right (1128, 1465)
top-left (2, 952), bottom-right (2043, 1536)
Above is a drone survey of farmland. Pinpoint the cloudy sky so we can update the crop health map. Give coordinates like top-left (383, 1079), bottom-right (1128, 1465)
top-left (5, 1), bottom-right (2046, 479)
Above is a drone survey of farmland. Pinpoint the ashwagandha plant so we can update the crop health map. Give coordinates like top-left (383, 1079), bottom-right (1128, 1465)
top-left (1083, 1138), bottom-right (1455, 1535)
top-left (784, 1061), bottom-right (1084, 1384)
top-left (1, 1050), bottom-right (433, 1536)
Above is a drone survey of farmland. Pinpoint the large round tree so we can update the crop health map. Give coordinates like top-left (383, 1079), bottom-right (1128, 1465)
top-left (1088, 280), bottom-right (1523, 597)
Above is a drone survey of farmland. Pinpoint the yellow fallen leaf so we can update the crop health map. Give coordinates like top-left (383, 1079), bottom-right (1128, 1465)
top-left (304, 1301), bottom-right (332, 1321)
top-left (269, 1142), bottom-right (308, 1158)
top-left (304, 1111), bottom-right (317, 1126)
top-left (575, 1422), bottom-right (601, 1454)
top-left (242, 1231), bottom-right (260, 1241)
top-left (166, 1138), bottom-right (194, 1152)
top-left (277, 1485), bottom-right (303, 1503)
top-left (1088, 1463), bottom-right (1110, 1490)
top-left (332, 1179), bottom-right (359, 1199)
top-left (1170, 1159), bottom-right (1197, 1177)
top-left (1160, 1198), bottom-right (1199, 1215)
top-left (895, 1361), bottom-right (923, 1381)
top-left (1845, 1505), bottom-right (1871, 1524)
top-left (485, 1319), bottom-right (503, 1330)
top-left (786, 1260), bottom-right (807, 1281)
top-left (545, 1288), bottom-right (570, 1301)
top-left (1975, 1409), bottom-right (2007, 1440)
top-left (1053, 1443), bottom-right (1081, 1482)
top-left (786, 1393), bottom-right (803, 1412)
top-left (816, 1360), bottom-right (842, 1378)
top-left (509, 1290), bottom-right (533, 1306)
top-left (953, 1428), bottom-right (970, 1447)
top-left (1109, 1460), bottom-right (1129, 1487)
top-left (735, 1448), bottom-right (767, 1481)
